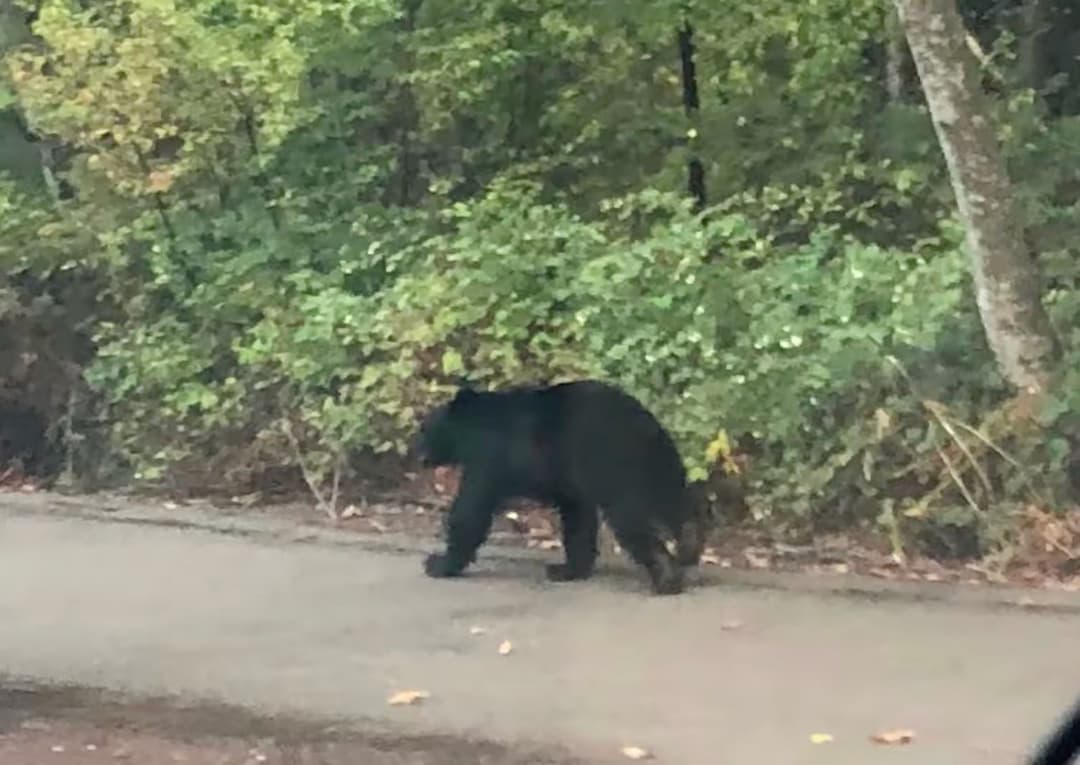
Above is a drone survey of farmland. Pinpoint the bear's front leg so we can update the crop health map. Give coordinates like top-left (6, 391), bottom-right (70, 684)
top-left (425, 473), bottom-right (499, 578)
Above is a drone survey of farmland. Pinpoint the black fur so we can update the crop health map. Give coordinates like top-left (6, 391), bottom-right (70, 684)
top-left (1031, 694), bottom-right (1080, 765)
top-left (415, 380), bottom-right (706, 595)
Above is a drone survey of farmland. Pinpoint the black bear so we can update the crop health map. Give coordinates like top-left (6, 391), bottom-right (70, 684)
top-left (415, 379), bottom-right (706, 594)
top-left (1030, 693), bottom-right (1080, 765)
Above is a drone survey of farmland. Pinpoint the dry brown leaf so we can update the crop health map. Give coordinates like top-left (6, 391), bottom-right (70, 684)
top-left (341, 504), bottom-right (365, 519)
top-left (701, 549), bottom-right (721, 565)
top-left (147, 170), bottom-right (174, 193)
top-left (620, 745), bottom-right (653, 760)
top-left (744, 549), bottom-right (770, 569)
top-left (538, 539), bottom-right (563, 551)
top-left (387, 690), bottom-right (430, 706)
top-left (433, 466), bottom-right (458, 494)
top-left (873, 407), bottom-right (892, 437)
top-left (498, 640), bottom-right (513, 656)
top-left (809, 733), bottom-right (834, 744)
top-left (469, 626), bottom-right (488, 636)
top-left (720, 620), bottom-right (744, 632)
top-left (871, 728), bottom-right (915, 745)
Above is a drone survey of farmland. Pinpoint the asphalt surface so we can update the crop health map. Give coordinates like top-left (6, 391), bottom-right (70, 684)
top-left (1, 500), bottom-right (1078, 764)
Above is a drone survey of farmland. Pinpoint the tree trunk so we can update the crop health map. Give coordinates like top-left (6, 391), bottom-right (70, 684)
top-left (893, 0), bottom-right (1059, 393)
top-left (1017, 0), bottom-right (1048, 94)
top-left (677, 18), bottom-right (706, 212)
top-left (885, 7), bottom-right (907, 102)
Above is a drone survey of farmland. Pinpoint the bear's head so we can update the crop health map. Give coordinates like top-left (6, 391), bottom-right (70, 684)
top-left (415, 387), bottom-right (482, 467)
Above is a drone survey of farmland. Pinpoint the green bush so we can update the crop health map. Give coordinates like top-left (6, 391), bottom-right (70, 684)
top-left (6, 0), bottom-right (1079, 566)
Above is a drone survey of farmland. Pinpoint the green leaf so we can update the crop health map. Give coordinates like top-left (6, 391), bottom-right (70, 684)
top-left (441, 349), bottom-right (465, 375)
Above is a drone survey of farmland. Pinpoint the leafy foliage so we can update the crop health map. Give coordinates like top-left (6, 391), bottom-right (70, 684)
top-left (1, 0), bottom-right (1078, 563)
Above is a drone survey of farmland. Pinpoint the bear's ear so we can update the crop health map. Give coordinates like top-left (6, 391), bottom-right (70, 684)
top-left (453, 386), bottom-right (479, 403)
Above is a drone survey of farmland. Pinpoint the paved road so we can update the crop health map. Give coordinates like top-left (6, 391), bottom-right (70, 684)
top-left (1, 505), bottom-right (1078, 764)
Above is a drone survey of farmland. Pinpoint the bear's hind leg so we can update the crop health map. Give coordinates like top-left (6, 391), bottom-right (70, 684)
top-left (546, 500), bottom-right (599, 582)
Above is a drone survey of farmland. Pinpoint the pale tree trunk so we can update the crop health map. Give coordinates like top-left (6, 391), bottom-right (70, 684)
top-left (885, 7), bottom-right (907, 102)
top-left (893, 0), bottom-right (1059, 393)
top-left (1017, 0), bottom-right (1048, 93)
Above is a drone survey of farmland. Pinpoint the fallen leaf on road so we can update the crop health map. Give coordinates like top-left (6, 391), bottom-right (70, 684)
top-left (830, 563), bottom-right (850, 574)
top-left (469, 626), bottom-right (488, 635)
top-left (701, 549), bottom-right (721, 565)
top-left (720, 620), bottom-right (744, 631)
top-left (809, 733), bottom-right (834, 744)
top-left (871, 728), bottom-right (915, 745)
top-left (387, 690), bottom-right (430, 706)
top-left (538, 539), bottom-right (562, 551)
top-left (497, 640), bottom-right (513, 656)
top-left (163, 501), bottom-right (178, 510)
top-left (620, 745), bottom-right (653, 760)
top-left (51, 744), bottom-right (66, 753)
top-left (368, 519), bottom-right (388, 533)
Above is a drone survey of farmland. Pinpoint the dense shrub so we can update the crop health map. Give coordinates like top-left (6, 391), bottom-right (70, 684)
top-left (2, 0), bottom-right (1078, 563)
